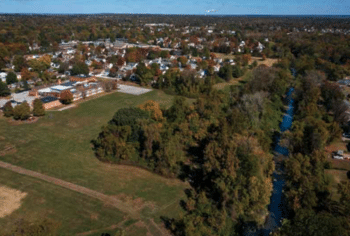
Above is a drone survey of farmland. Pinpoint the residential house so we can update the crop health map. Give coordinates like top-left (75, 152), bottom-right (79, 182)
top-left (0, 72), bottom-right (7, 83)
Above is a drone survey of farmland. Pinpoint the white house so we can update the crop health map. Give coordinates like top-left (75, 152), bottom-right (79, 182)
top-left (0, 72), bottom-right (7, 83)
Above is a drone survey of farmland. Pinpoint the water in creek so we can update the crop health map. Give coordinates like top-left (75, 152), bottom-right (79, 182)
top-left (245, 87), bottom-right (295, 236)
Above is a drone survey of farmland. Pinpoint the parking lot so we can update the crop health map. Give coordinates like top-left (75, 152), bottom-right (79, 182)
top-left (0, 91), bottom-right (37, 108)
top-left (117, 84), bottom-right (152, 95)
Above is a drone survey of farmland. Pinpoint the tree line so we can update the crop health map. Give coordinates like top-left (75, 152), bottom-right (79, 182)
top-left (92, 64), bottom-right (293, 235)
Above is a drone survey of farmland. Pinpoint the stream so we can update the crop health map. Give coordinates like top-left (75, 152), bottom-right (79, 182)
top-left (245, 85), bottom-right (295, 236)
top-left (260, 87), bottom-right (295, 236)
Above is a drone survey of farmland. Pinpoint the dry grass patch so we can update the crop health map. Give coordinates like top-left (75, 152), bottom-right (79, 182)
top-left (0, 185), bottom-right (27, 218)
top-left (100, 164), bottom-right (185, 186)
top-left (213, 77), bottom-right (244, 90)
top-left (90, 212), bottom-right (99, 220)
top-left (326, 169), bottom-right (348, 183)
top-left (251, 57), bottom-right (278, 67)
top-left (325, 169), bottom-right (349, 201)
top-left (325, 140), bottom-right (348, 155)
top-left (39, 122), bottom-right (55, 127)
top-left (114, 193), bottom-right (156, 212)
top-left (0, 144), bottom-right (16, 157)
top-left (213, 53), bottom-right (278, 67)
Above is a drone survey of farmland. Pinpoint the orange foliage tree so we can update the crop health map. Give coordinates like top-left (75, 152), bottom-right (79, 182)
top-left (21, 67), bottom-right (33, 81)
top-left (138, 100), bottom-right (164, 122)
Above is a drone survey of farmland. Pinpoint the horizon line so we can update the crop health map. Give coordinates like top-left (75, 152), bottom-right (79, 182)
top-left (0, 13), bottom-right (349, 17)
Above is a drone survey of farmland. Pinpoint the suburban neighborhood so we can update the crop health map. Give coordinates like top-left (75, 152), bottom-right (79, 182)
top-left (0, 12), bottom-right (350, 236)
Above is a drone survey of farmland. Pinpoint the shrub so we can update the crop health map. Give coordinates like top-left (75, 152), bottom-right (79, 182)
top-left (3, 101), bottom-right (14, 117)
top-left (0, 81), bottom-right (10, 97)
top-left (13, 101), bottom-right (31, 120)
top-left (33, 98), bottom-right (45, 116)
top-left (324, 161), bottom-right (332, 169)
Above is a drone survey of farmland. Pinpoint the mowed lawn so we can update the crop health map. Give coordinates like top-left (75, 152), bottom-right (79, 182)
top-left (0, 89), bottom-right (189, 235)
top-left (0, 169), bottom-right (125, 236)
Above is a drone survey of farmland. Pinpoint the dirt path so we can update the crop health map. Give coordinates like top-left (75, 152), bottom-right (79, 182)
top-left (76, 218), bottom-right (129, 236)
top-left (0, 160), bottom-right (139, 219)
top-left (0, 160), bottom-right (174, 236)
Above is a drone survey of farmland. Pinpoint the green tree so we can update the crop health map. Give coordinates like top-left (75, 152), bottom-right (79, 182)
top-left (13, 55), bottom-right (27, 72)
top-left (109, 107), bottom-right (151, 142)
top-left (3, 101), bottom-right (14, 117)
top-left (0, 81), bottom-right (10, 97)
top-left (13, 101), bottom-right (31, 120)
top-left (160, 50), bottom-right (170, 58)
top-left (177, 56), bottom-right (188, 66)
top-left (71, 61), bottom-right (89, 76)
top-left (58, 62), bottom-right (69, 74)
top-left (219, 64), bottom-right (233, 81)
top-left (6, 72), bottom-right (18, 85)
top-left (232, 65), bottom-right (243, 78)
top-left (33, 98), bottom-right (45, 116)
top-left (135, 62), bottom-right (153, 85)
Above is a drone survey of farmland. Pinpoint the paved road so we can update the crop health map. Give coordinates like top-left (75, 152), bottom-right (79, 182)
top-left (0, 160), bottom-right (139, 219)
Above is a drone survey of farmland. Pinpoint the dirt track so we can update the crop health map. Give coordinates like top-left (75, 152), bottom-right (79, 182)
top-left (0, 160), bottom-right (172, 235)
top-left (0, 160), bottom-right (138, 219)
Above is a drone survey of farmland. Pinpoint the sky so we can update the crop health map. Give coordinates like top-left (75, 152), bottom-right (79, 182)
top-left (0, 0), bottom-right (349, 15)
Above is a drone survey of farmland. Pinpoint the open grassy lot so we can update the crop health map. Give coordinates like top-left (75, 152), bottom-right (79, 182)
top-left (213, 76), bottom-right (246, 92)
top-left (0, 89), bottom-right (189, 235)
top-left (324, 139), bottom-right (350, 201)
top-left (213, 53), bottom-right (278, 67)
top-left (325, 169), bottom-right (349, 201)
top-left (0, 169), bottom-right (125, 235)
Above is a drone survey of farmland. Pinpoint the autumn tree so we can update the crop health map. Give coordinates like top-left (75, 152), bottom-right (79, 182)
top-left (138, 100), bottom-right (164, 122)
top-left (177, 56), bottom-right (188, 66)
top-left (21, 67), bottom-right (33, 81)
top-left (108, 66), bottom-right (119, 77)
top-left (60, 90), bottom-right (73, 104)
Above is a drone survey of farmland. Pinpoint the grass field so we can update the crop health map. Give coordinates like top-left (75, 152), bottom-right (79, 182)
top-left (324, 139), bottom-right (350, 201)
top-left (213, 53), bottom-right (278, 67)
top-left (0, 89), bottom-right (190, 235)
top-left (213, 76), bottom-right (247, 92)
top-left (325, 169), bottom-right (349, 201)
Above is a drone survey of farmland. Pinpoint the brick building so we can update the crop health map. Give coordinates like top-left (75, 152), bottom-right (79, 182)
top-left (40, 96), bottom-right (62, 110)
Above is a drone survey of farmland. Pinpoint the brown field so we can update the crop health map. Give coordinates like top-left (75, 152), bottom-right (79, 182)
top-left (213, 77), bottom-right (245, 90)
top-left (213, 53), bottom-right (278, 67)
top-left (325, 169), bottom-right (349, 201)
top-left (0, 185), bottom-right (27, 218)
top-left (325, 139), bottom-right (348, 155)
top-left (324, 139), bottom-right (350, 201)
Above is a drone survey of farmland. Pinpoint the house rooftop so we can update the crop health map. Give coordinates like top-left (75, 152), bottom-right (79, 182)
top-left (51, 85), bottom-right (73, 91)
top-left (41, 96), bottom-right (59, 104)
